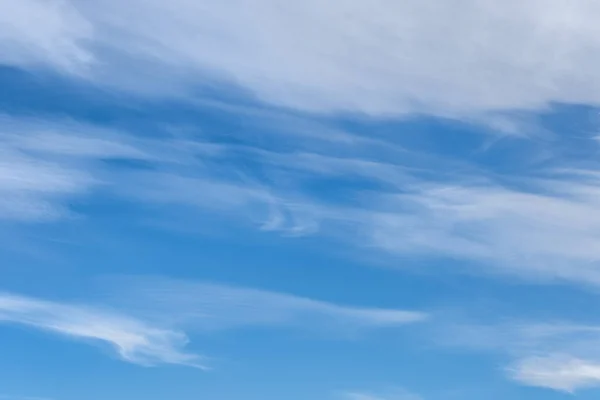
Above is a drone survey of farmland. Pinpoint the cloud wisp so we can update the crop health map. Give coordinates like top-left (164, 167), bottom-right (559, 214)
top-left (357, 173), bottom-right (600, 284)
top-left (0, 291), bottom-right (200, 367)
top-left (4, 112), bottom-right (600, 287)
top-left (103, 277), bottom-right (427, 334)
top-left (0, 279), bottom-right (425, 368)
top-left (118, 146), bottom-right (600, 287)
top-left (0, 114), bottom-right (151, 222)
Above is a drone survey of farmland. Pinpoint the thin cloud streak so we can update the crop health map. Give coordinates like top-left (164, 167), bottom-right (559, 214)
top-left (0, 279), bottom-right (425, 368)
top-left (0, 115), bottom-right (150, 222)
top-left (0, 291), bottom-right (200, 367)
top-left (104, 277), bottom-right (428, 333)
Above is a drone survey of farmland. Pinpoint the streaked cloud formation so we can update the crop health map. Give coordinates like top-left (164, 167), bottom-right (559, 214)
top-left (0, 278), bottom-right (424, 367)
top-left (3, 113), bottom-right (600, 287)
top-left (3, 0), bottom-right (600, 397)
top-left (4, 0), bottom-right (600, 117)
top-left (0, 115), bottom-right (140, 221)
top-left (0, 290), bottom-right (198, 367)
top-left (104, 277), bottom-right (427, 332)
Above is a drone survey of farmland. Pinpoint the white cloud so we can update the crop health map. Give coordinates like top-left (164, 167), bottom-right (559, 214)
top-left (157, 141), bottom-right (600, 286)
top-left (5, 112), bottom-right (600, 286)
top-left (116, 171), bottom-right (324, 235)
top-left (507, 324), bottom-right (600, 393)
top-left (0, 115), bottom-right (147, 222)
top-left (443, 321), bottom-right (600, 392)
top-left (509, 355), bottom-right (600, 393)
top-left (4, 0), bottom-right (600, 118)
top-left (0, 148), bottom-right (93, 222)
top-left (0, 280), bottom-right (425, 368)
top-left (359, 175), bottom-right (600, 284)
top-left (0, 0), bottom-right (93, 73)
top-left (105, 277), bottom-right (427, 333)
top-left (0, 291), bottom-right (199, 367)
top-left (0, 114), bottom-right (324, 232)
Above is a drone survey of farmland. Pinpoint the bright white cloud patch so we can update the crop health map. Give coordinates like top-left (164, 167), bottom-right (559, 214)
top-left (446, 322), bottom-right (600, 392)
top-left (3, 0), bottom-right (600, 117)
top-left (507, 324), bottom-right (600, 392)
top-left (509, 355), bottom-right (600, 393)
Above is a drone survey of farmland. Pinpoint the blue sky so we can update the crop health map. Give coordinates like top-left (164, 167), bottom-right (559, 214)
top-left (2, 1), bottom-right (600, 399)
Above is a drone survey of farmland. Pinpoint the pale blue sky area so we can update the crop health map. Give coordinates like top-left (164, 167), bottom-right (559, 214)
top-left (2, 2), bottom-right (600, 400)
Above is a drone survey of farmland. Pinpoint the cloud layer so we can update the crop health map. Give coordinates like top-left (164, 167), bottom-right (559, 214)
top-left (3, 2), bottom-right (600, 289)
top-left (3, 112), bottom-right (600, 287)
top-left (4, 0), bottom-right (600, 117)
top-left (4, 1), bottom-right (600, 397)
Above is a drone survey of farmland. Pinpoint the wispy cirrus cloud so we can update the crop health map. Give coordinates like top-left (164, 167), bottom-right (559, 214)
top-left (358, 173), bottom-right (600, 284)
top-left (136, 145), bottom-right (600, 287)
top-left (0, 113), bottom-right (326, 233)
top-left (3, 0), bottom-right (600, 119)
top-left (0, 115), bottom-right (150, 222)
top-left (4, 111), bottom-right (600, 287)
top-left (0, 278), bottom-right (425, 368)
top-left (103, 277), bottom-right (427, 333)
top-left (0, 291), bottom-right (200, 367)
